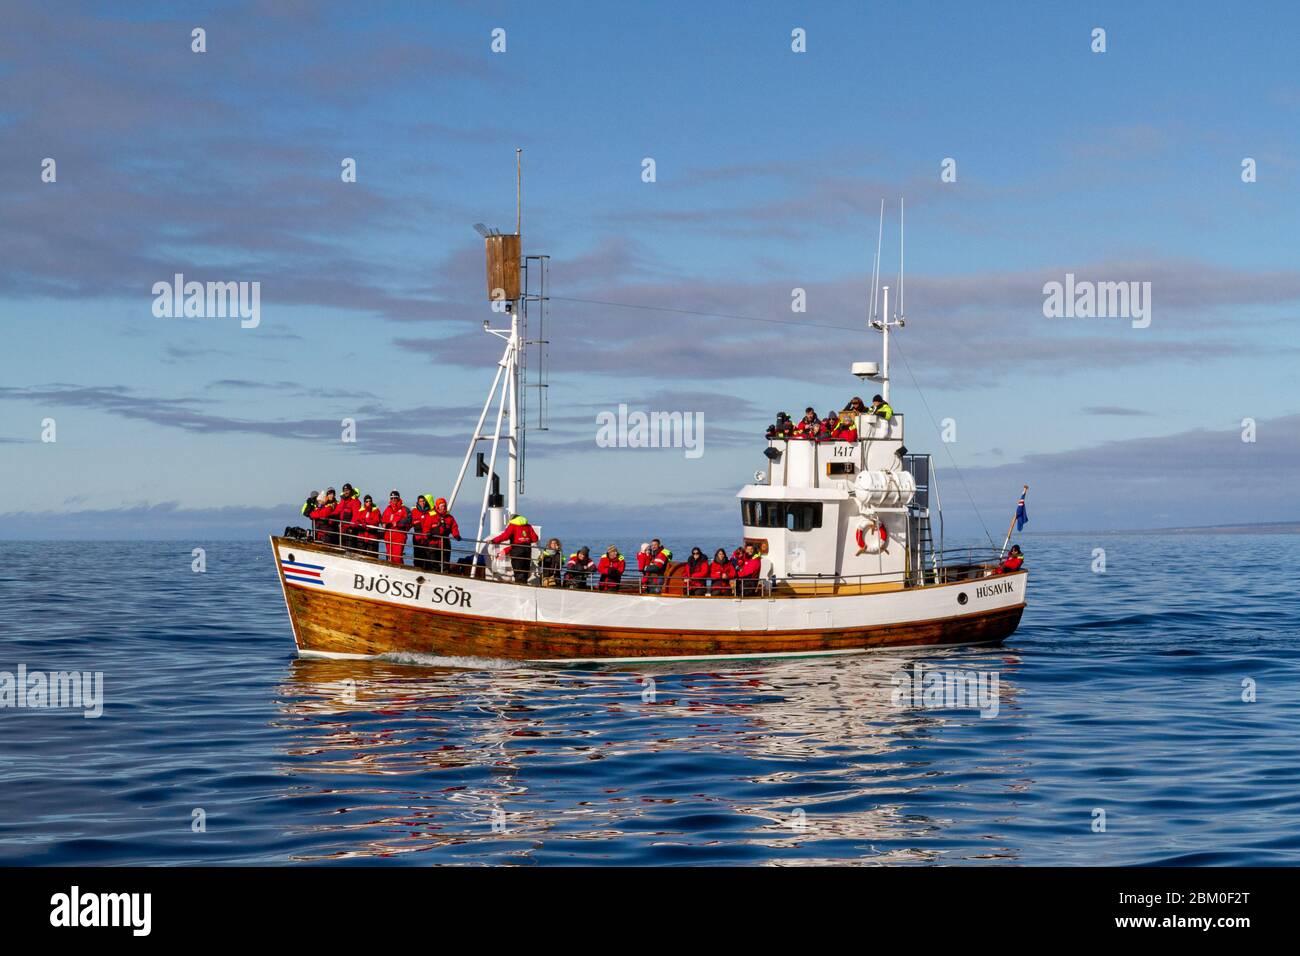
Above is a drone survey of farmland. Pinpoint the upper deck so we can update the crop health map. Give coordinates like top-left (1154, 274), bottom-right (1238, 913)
top-left (760, 412), bottom-right (905, 492)
top-left (736, 411), bottom-right (934, 585)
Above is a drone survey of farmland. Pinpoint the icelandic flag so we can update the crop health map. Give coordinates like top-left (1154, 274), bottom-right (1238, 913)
top-left (1015, 492), bottom-right (1029, 532)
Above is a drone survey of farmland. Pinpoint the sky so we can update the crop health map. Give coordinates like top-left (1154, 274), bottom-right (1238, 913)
top-left (1, 0), bottom-right (1298, 541)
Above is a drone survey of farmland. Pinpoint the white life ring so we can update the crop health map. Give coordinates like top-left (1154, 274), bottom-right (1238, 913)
top-left (854, 514), bottom-right (887, 555)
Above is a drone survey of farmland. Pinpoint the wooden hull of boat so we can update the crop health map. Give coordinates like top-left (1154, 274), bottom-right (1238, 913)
top-left (272, 536), bottom-right (1026, 663)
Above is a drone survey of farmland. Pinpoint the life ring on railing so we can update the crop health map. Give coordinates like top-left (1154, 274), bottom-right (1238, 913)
top-left (854, 514), bottom-right (887, 555)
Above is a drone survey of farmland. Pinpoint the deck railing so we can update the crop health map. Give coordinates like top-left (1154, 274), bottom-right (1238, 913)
top-left (282, 524), bottom-right (1012, 598)
top-left (786, 548), bottom-right (1006, 594)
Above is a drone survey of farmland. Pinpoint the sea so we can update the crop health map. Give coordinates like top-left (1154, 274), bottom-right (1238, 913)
top-left (1, 534), bottom-right (1297, 866)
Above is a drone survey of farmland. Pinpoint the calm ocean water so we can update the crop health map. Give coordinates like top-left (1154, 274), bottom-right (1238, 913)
top-left (1, 534), bottom-right (1297, 866)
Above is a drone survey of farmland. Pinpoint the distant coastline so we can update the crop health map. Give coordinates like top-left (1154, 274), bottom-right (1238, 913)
top-left (6, 521), bottom-right (1300, 542)
top-left (1028, 521), bottom-right (1300, 536)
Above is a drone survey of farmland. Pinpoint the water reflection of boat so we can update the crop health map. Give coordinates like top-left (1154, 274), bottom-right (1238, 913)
top-left (274, 653), bottom-right (1026, 862)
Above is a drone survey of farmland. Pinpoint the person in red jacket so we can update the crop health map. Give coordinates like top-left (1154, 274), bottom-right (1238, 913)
top-left (381, 491), bottom-right (411, 564)
top-left (637, 539), bottom-right (671, 593)
top-left (334, 483), bottom-right (363, 550)
top-left (684, 547), bottom-right (710, 595)
top-left (995, 545), bottom-right (1025, 575)
top-left (428, 498), bottom-right (461, 573)
top-left (409, 495), bottom-right (434, 569)
top-left (793, 407), bottom-right (820, 440)
top-left (818, 410), bottom-right (840, 442)
top-left (832, 413), bottom-right (858, 442)
top-left (598, 546), bottom-right (626, 591)
top-left (737, 543), bottom-right (763, 596)
top-left (354, 495), bottom-right (383, 557)
top-left (309, 488), bottom-right (338, 544)
top-left (709, 548), bottom-right (736, 596)
top-left (491, 514), bottom-right (539, 582)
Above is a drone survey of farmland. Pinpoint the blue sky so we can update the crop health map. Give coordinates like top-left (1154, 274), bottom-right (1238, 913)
top-left (2, 0), bottom-right (1298, 540)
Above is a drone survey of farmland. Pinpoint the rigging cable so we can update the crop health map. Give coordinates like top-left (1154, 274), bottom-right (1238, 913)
top-left (888, 334), bottom-right (997, 548)
top-left (550, 290), bottom-right (998, 548)
top-left (549, 295), bottom-right (865, 333)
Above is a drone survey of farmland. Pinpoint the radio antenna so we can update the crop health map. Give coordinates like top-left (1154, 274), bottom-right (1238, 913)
top-left (870, 198), bottom-right (884, 324)
top-left (897, 197), bottom-right (905, 319)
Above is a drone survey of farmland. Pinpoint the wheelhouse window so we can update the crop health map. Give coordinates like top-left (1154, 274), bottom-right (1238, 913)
top-left (741, 500), bottom-right (822, 531)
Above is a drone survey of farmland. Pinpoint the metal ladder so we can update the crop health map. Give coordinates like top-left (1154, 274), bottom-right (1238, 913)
top-left (910, 510), bottom-right (936, 584)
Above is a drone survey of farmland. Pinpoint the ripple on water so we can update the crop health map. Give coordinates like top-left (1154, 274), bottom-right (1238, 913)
top-left (0, 536), bottom-right (1297, 865)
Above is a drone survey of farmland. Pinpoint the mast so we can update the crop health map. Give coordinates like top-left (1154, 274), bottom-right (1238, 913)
top-left (448, 150), bottom-right (527, 550)
top-left (869, 200), bottom-right (905, 402)
top-left (506, 315), bottom-right (519, 518)
top-left (445, 149), bottom-right (550, 556)
top-left (506, 147), bottom-right (522, 519)
top-left (880, 285), bottom-right (890, 402)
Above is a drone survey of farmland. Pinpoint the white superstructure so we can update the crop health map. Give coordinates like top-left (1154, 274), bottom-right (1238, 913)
top-left (738, 409), bottom-right (928, 590)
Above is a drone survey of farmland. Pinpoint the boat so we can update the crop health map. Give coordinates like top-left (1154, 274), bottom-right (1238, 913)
top-left (271, 161), bottom-right (1027, 663)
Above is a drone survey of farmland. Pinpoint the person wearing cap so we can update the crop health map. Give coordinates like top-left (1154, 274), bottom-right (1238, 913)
top-left (355, 494), bottom-right (383, 556)
top-left (336, 483), bottom-right (363, 550)
top-left (381, 491), bottom-right (412, 564)
top-left (490, 513), bottom-right (539, 583)
top-left (866, 394), bottom-right (894, 420)
top-left (597, 546), bottom-right (625, 591)
top-left (818, 409), bottom-right (839, 442)
top-left (838, 397), bottom-right (867, 441)
top-left (428, 497), bottom-right (461, 573)
top-left (410, 494), bottom-right (434, 570)
top-left (309, 487), bottom-right (338, 544)
top-left (565, 546), bottom-right (597, 588)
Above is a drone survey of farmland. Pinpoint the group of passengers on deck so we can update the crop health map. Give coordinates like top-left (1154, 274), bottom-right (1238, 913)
top-left (299, 486), bottom-right (770, 595)
top-left (294, 396), bottom-right (913, 594)
top-left (766, 394), bottom-right (893, 442)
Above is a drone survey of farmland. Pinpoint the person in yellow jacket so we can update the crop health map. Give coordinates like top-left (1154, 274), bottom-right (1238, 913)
top-left (868, 394), bottom-right (894, 420)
